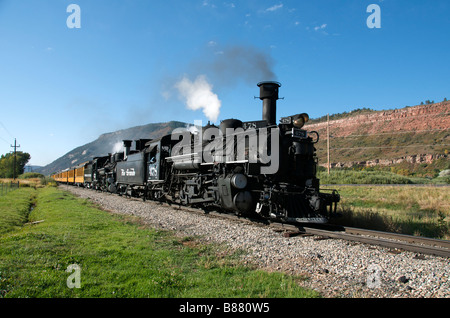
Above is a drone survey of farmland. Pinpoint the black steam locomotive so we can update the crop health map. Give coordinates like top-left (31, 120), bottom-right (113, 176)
top-left (53, 82), bottom-right (339, 224)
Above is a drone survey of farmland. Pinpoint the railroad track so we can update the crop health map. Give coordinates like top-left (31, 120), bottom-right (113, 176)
top-left (269, 222), bottom-right (450, 258)
top-left (167, 203), bottom-right (450, 258)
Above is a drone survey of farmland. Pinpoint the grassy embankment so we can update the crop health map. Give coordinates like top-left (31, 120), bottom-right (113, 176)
top-left (0, 186), bottom-right (318, 298)
top-left (317, 165), bottom-right (450, 185)
top-left (323, 183), bottom-right (450, 240)
top-left (317, 169), bottom-right (450, 239)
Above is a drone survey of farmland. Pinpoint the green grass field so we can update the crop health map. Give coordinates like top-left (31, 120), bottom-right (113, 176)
top-left (0, 187), bottom-right (36, 234)
top-left (0, 187), bottom-right (318, 298)
top-left (317, 169), bottom-right (449, 185)
top-left (327, 185), bottom-right (450, 239)
top-left (2, 181), bottom-right (448, 298)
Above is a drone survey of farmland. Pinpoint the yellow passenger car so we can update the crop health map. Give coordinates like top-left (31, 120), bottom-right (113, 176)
top-left (67, 168), bottom-right (75, 184)
top-left (74, 161), bottom-right (90, 185)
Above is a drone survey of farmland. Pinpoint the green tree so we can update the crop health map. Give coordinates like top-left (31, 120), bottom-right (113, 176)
top-left (0, 152), bottom-right (31, 178)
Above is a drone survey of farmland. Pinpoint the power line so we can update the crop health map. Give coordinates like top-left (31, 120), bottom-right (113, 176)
top-left (0, 121), bottom-right (14, 139)
top-left (0, 135), bottom-right (9, 145)
top-left (0, 121), bottom-right (14, 145)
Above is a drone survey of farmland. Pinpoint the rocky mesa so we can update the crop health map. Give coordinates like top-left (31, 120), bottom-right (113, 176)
top-left (304, 101), bottom-right (450, 169)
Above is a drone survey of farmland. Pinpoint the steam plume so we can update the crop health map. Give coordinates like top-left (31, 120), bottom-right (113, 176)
top-left (112, 141), bottom-right (124, 153)
top-left (175, 75), bottom-right (221, 122)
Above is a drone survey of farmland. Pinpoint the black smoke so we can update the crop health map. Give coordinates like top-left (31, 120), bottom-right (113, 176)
top-left (207, 45), bottom-right (277, 86)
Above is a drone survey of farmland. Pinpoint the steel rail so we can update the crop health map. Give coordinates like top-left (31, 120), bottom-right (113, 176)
top-left (297, 226), bottom-right (450, 258)
top-left (186, 206), bottom-right (450, 258)
top-left (342, 226), bottom-right (450, 250)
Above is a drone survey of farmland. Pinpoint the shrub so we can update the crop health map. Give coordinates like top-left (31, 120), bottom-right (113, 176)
top-left (19, 172), bottom-right (45, 179)
top-left (318, 170), bottom-right (413, 184)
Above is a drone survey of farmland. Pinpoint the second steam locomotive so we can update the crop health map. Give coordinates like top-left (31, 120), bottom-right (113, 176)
top-left (52, 82), bottom-right (339, 224)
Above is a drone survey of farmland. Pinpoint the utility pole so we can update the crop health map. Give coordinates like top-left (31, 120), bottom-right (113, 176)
top-left (10, 138), bottom-right (20, 180)
top-left (327, 114), bottom-right (330, 175)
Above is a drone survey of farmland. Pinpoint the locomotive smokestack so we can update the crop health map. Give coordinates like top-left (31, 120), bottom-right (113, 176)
top-left (257, 81), bottom-right (281, 126)
top-left (123, 140), bottom-right (132, 158)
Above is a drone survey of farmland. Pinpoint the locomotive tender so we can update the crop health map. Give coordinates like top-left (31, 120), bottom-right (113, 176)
top-left (52, 82), bottom-right (339, 224)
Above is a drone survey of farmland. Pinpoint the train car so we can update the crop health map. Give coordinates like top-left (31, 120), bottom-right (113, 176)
top-left (114, 138), bottom-right (154, 197)
top-left (83, 161), bottom-right (93, 188)
top-left (60, 169), bottom-right (69, 183)
top-left (116, 152), bottom-right (146, 195)
top-left (73, 161), bottom-right (91, 186)
top-left (74, 164), bottom-right (84, 185)
top-left (51, 171), bottom-right (61, 183)
top-left (91, 155), bottom-right (112, 191)
top-left (68, 168), bottom-right (75, 184)
top-left (53, 170), bottom-right (69, 183)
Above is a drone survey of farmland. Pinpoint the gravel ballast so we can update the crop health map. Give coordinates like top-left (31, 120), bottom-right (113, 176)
top-left (64, 186), bottom-right (450, 298)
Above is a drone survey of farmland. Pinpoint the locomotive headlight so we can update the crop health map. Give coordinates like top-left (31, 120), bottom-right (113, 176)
top-left (292, 113), bottom-right (309, 129)
top-left (293, 117), bottom-right (305, 128)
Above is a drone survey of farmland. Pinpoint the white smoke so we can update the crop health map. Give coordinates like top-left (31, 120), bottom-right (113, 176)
top-left (112, 141), bottom-right (124, 153)
top-left (186, 124), bottom-right (200, 135)
top-left (175, 75), bottom-right (221, 123)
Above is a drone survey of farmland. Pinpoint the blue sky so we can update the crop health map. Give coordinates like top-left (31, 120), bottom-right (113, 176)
top-left (0, 0), bottom-right (449, 166)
